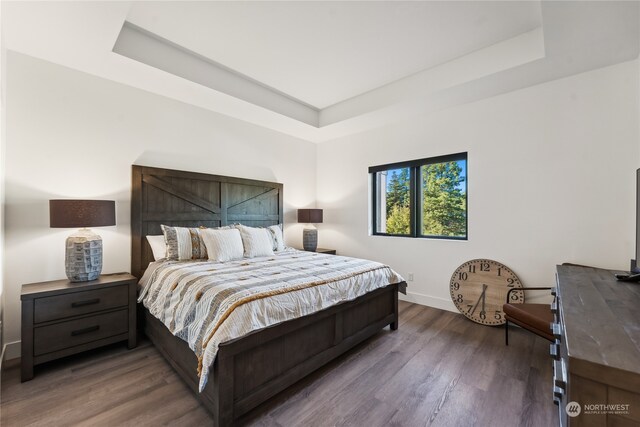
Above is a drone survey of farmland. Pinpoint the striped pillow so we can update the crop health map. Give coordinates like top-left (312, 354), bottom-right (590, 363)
top-left (268, 224), bottom-right (285, 251)
top-left (161, 225), bottom-right (209, 261)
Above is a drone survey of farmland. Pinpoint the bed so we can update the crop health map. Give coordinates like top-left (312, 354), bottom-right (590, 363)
top-left (131, 165), bottom-right (406, 426)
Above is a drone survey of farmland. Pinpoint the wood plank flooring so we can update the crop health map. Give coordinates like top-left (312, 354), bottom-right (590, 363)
top-left (1, 301), bottom-right (558, 426)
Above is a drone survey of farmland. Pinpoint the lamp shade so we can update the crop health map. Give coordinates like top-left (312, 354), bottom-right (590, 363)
top-left (49, 200), bottom-right (116, 228)
top-left (297, 208), bottom-right (323, 224)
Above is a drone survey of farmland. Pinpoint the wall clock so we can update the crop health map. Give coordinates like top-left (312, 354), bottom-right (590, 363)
top-left (449, 259), bottom-right (524, 326)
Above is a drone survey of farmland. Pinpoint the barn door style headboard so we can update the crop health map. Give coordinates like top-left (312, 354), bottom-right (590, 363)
top-left (131, 165), bottom-right (284, 278)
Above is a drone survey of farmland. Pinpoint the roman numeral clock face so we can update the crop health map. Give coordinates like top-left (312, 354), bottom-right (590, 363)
top-left (449, 259), bottom-right (524, 326)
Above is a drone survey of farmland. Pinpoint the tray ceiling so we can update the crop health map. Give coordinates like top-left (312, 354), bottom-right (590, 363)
top-left (125, 1), bottom-right (542, 109)
top-left (4, 1), bottom-right (639, 142)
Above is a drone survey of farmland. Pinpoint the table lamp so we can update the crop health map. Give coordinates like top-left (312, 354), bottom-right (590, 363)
top-left (49, 200), bottom-right (116, 282)
top-left (297, 208), bottom-right (323, 252)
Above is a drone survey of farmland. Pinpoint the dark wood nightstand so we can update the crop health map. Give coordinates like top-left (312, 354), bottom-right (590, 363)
top-left (300, 248), bottom-right (336, 255)
top-left (20, 273), bottom-right (137, 381)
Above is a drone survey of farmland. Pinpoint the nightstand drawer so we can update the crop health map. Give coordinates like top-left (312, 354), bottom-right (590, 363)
top-left (33, 309), bottom-right (128, 356)
top-left (34, 286), bottom-right (128, 323)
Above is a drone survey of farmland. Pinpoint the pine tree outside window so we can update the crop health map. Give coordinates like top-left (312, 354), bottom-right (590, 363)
top-left (370, 153), bottom-right (467, 240)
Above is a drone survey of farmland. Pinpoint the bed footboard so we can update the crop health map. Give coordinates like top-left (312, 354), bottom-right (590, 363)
top-left (143, 282), bottom-right (402, 426)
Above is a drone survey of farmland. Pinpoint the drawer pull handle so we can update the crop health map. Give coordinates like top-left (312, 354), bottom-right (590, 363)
top-left (71, 325), bottom-right (100, 336)
top-left (552, 323), bottom-right (562, 339)
top-left (550, 343), bottom-right (560, 360)
top-left (553, 386), bottom-right (564, 399)
top-left (71, 298), bottom-right (100, 308)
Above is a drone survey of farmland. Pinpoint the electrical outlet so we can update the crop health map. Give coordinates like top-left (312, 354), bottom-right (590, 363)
top-left (408, 273), bottom-right (414, 281)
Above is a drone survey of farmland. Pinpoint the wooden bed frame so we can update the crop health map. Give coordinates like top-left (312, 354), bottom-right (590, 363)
top-left (131, 165), bottom-right (404, 426)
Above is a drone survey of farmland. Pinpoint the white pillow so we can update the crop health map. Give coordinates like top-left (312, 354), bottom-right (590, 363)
top-left (237, 225), bottom-right (275, 258)
top-left (146, 235), bottom-right (167, 261)
top-left (268, 224), bottom-right (285, 251)
top-left (201, 228), bottom-right (244, 262)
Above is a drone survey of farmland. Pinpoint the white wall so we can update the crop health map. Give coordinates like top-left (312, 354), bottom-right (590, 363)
top-left (317, 60), bottom-right (639, 312)
top-left (3, 52), bottom-right (317, 357)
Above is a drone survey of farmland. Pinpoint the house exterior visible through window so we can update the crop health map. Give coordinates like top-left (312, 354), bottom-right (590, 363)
top-left (370, 152), bottom-right (467, 240)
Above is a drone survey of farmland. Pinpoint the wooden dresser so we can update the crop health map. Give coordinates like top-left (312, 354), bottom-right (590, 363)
top-left (21, 273), bottom-right (137, 381)
top-left (554, 265), bottom-right (640, 426)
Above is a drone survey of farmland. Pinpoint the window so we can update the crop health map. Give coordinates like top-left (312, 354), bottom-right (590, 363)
top-left (370, 152), bottom-right (467, 239)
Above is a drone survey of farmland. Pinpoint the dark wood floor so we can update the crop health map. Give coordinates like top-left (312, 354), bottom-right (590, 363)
top-left (1, 301), bottom-right (558, 427)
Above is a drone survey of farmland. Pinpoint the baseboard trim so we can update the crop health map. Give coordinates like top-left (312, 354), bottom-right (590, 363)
top-left (2, 340), bottom-right (20, 362)
top-left (400, 291), bottom-right (458, 313)
top-left (400, 290), bottom-right (552, 312)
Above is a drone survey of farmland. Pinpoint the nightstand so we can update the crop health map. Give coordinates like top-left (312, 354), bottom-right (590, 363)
top-left (302, 248), bottom-right (336, 255)
top-left (20, 273), bottom-right (137, 382)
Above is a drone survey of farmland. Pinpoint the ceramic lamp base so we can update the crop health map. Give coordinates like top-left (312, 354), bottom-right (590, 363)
top-left (65, 229), bottom-right (102, 282)
top-left (303, 228), bottom-right (318, 252)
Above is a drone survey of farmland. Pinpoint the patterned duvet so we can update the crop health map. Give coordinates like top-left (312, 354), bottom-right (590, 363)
top-left (138, 249), bottom-right (404, 392)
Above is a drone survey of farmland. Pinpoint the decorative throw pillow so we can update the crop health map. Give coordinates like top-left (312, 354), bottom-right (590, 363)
top-left (161, 225), bottom-right (208, 261)
top-left (201, 228), bottom-right (244, 262)
top-left (146, 235), bottom-right (167, 261)
top-left (236, 225), bottom-right (275, 258)
top-left (268, 224), bottom-right (285, 251)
